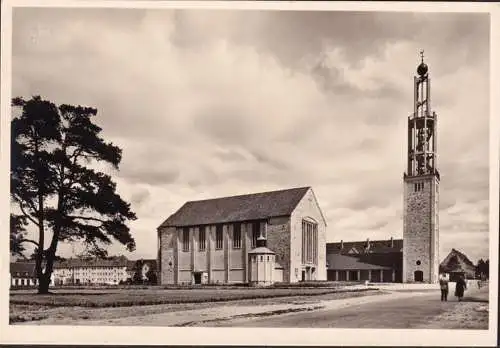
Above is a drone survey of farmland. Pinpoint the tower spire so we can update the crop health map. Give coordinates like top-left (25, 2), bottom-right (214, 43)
top-left (420, 49), bottom-right (424, 63)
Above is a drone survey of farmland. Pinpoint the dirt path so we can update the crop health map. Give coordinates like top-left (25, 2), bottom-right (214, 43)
top-left (208, 285), bottom-right (489, 329)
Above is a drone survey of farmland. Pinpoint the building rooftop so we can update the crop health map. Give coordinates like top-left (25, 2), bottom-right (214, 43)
top-left (10, 262), bottom-right (36, 277)
top-left (248, 247), bottom-right (276, 255)
top-left (439, 248), bottom-right (476, 274)
top-left (326, 254), bottom-right (393, 271)
top-left (326, 238), bottom-right (403, 255)
top-left (54, 256), bottom-right (129, 269)
top-left (159, 187), bottom-right (311, 228)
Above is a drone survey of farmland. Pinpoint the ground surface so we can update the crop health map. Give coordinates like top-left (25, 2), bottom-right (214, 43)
top-left (9, 285), bottom-right (378, 324)
top-left (10, 282), bottom-right (489, 329)
top-left (208, 285), bottom-right (489, 328)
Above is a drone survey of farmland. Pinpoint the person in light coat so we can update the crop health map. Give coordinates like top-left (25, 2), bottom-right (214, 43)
top-left (439, 273), bottom-right (449, 301)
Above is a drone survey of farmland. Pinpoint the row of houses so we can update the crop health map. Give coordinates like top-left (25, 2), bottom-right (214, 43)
top-left (10, 257), bottom-right (157, 288)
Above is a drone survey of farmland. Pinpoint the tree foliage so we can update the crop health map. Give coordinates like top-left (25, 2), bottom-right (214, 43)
top-left (476, 258), bottom-right (489, 279)
top-left (10, 96), bottom-right (136, 293)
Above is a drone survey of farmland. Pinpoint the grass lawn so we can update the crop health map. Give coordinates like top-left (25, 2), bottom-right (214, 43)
top-left (9, 286), bottom-right (372, 308)
top-left (10, 288), bottom-right (384, 324)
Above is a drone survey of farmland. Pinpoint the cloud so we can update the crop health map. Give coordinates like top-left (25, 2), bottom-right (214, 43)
top-left (11, 8), bottom-right (490, 262)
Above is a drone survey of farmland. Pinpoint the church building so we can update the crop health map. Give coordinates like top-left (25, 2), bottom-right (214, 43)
top-left (157, 187), bottom-right (327, 285)
top-left (402, 52), bottom-right (441, 283)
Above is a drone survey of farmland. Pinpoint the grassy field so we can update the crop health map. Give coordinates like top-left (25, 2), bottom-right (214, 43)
top-left (10, 288), bottom-right (384, 324)
top-left (10, 286), bottom-right (371, 308)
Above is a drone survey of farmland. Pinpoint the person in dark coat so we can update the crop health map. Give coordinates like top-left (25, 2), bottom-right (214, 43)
top-left (455, 275), bottom-right (467, 301)
top-left (439, 274), bottom-right (449, 301)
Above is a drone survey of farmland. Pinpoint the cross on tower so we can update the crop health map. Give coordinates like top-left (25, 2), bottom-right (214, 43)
top-left (420, 50), bottom-right (425, 63)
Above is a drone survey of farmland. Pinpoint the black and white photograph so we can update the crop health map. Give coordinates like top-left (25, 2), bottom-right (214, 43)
top-left (1, 1), bottom-right (498, 346)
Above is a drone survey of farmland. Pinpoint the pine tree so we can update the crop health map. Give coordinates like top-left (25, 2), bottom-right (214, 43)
top-left (10, 96), bottom-right (137, 293)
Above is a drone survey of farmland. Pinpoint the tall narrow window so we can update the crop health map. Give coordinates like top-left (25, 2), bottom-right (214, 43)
top-left (216, 224), bottom-right (223, 250)
top-left (302, 219), bottom-right (318, 264)
top-left (252, 222), bottom-right (260, 248)
top-left (182, 228), bottom-right (190, 252)
top-left (199, 226), bottom-right (206, 251)
top-left (233, 223), bottom-right (242, 249)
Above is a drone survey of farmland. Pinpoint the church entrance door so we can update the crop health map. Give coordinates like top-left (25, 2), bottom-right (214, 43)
top-left (414, 270), bottom-right (423, 282)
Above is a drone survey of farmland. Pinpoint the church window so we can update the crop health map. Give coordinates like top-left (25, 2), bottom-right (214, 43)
top-left (199, 227), bottom-right (206, 251)
top-left (302, 219), bottom-right (318, 264)
top-left (182, 228), bottom-right (190, 252)
top-left (233, 223), bottom-right (242, 249)
top-left (251, 222), bottom-right (260, 248)
top-left (416, 260), bottom-right (421, 266)
top-left (215, 225), bottom-right (223, 250)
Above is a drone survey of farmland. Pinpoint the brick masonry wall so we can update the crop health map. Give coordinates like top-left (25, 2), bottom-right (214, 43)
top-left (267, 217), bottom-right (291, 282)
top-left (290, 188), bottom-right (327, 282)
top-left (403, 174), bottom-right (439, 283)
top-left (158, 227), bottom-right (176, 285)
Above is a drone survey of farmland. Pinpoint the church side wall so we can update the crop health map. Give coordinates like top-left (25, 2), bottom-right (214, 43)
top-left (158, 226), bottom-right (177, 285)
top-left (266, 217), bottom-right (291, 282)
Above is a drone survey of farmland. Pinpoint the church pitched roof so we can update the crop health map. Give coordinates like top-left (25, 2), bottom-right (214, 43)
top-left (159, 187), bottom-right (311, 228)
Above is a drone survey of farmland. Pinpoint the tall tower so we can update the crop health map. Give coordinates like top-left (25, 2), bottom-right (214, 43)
top-left (403, 51), bottom-right (440, 283)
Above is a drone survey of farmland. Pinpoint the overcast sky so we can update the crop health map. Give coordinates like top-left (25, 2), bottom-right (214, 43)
top-left (11, 8), bottom-right (490, 263)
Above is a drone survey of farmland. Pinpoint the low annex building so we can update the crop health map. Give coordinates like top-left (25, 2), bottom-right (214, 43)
top-left (326, 238), bottom-right (403, 283)
top-left (157, 187), bottom-right (327, 285)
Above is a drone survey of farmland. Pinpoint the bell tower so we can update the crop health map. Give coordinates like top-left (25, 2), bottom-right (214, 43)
top-left (403, 51), bottom-right (440, 283)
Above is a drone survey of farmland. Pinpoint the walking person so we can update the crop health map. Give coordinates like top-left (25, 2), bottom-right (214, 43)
top-left (439, 273), bottom-right (449, 301)
top-left (455, 275), bottom-right (467, 302)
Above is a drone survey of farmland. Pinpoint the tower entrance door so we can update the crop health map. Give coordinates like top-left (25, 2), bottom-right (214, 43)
top-left (414, 270), bottom-right (424, 282)
top-left (193, 272), bottom-right (202, 285)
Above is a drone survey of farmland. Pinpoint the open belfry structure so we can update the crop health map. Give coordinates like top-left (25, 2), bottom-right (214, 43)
top-left (403, 51), bottom-right (440, 283)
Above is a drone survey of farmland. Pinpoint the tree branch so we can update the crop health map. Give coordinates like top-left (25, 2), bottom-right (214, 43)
top-left (68, 215), bottom-right (106, 223)
top-left (17, 201), bottom-right (40, 227)
top-left (18, 238), bottom-right (40, 247)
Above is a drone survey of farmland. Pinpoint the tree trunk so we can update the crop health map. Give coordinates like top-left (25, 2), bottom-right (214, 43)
top-left (37, 273), bottom-right (51, 294)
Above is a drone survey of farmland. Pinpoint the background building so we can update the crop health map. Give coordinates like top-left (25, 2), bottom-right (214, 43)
top-left (51, 256), bottom-right (129, 285)
top-left (157, 187), bottom-right (327, 285)
top-left (439, 248), bottom-right (477, 281)
top-left (326, 238), bottom-right (403, 282)
top-left (10, 262), bottom-right (37, 287)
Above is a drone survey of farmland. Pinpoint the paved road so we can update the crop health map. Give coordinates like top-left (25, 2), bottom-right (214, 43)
top-left (206, 287), bottom-right (488, 328)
